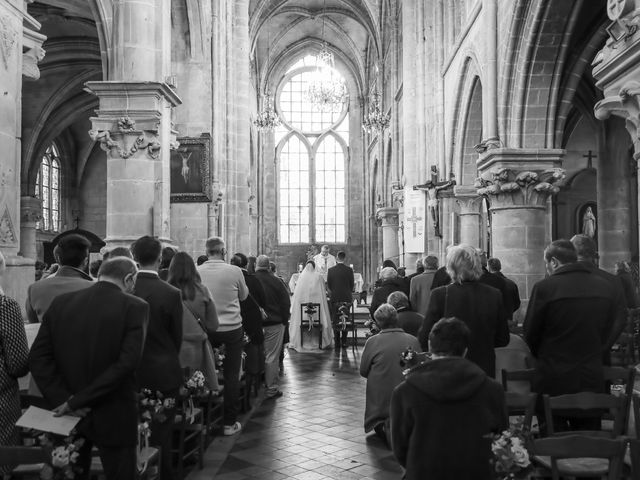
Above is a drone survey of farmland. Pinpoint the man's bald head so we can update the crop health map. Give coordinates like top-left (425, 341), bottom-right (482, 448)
top-left (570, 234), bottom-right (598, 262)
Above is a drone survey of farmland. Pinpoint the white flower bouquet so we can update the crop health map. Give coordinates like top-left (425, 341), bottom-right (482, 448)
top-left (489, 421), bottom-right (532, 479)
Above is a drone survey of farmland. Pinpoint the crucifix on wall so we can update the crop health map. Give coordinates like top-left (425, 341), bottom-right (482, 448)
top-left (583, 150), bottom-right (597, 169)
top-left (413, 166), bottom-right (456, 237)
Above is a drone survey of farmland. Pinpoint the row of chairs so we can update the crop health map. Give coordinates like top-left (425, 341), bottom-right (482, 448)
top-left (502, 365), bottom-right (639, 479)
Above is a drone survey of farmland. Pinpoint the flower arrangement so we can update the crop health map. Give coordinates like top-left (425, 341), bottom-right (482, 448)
top-left (138, 389), bottom-right (176, 424)
top-left (488, 421), bottom-right (532, 480)
top-left (213, 346), bottom-right (225, 369)
top-left (22, 429), bottom-right (85, 480)
top-left (363, 319), bottom-right (380, 338)
top-left (399, 347), bottom-right (431, 374)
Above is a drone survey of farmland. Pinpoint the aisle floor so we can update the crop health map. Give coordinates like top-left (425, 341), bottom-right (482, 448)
top-left (188, 344), bottom-right (404, 480)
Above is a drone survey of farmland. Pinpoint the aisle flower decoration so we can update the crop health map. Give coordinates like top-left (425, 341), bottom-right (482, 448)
top-left (399, 347), bottom-right (431, 375)
top-left (363, 319), bottom-right (380, 338)
top-left (181, 370), bottom-right (208, 423)
top-left (138, 389), bottom-right (176, 424)
top-left (22, 429), bottom-right (85, 480)
top-left (488, 421), bottom-right (532, 480)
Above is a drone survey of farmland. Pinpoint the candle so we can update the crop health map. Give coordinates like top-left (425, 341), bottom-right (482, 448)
top-left (349, 264), bottom-right (354, 270)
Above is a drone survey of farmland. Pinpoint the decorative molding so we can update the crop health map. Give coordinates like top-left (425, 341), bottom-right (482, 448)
top-left (474, 168), bottom-right (566, 208)
top-left (454, 185), bottom-right (483, 214)
top-left (595, 81), bottom-right (640, 159)
top-left (376, 206), bottom-right (399, 228)
top-left (0, 206), bottom-right (17, 245)
top-left (88, 128), bottom-right (161, 160)
top-left (22, 44), bottom-right (45, 79)
top-left (20, 196), bottom-right (42, 224)
top-left (0, 16), bottom-right (17, 70)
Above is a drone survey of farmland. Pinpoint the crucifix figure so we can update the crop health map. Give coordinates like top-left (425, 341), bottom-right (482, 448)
top-left (583, 150), bottom-right (597, 169)
top-left (179, 150), bottom-right (193, 184)
top-left (413, 166), bottom-right (456, 237)
top-left (405, 207), bottom-right (423, 237)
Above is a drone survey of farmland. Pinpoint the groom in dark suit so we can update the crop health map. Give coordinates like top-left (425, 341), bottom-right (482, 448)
top-left (327, 251), bottom-right (355, 348)
top-left (29, 257), bottom-right (148, 480)
top-left (131, 236), bottom-right (183, 480)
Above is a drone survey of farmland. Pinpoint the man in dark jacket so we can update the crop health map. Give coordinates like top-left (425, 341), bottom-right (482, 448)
top-left (571, 234), bottom-right (627, 361)
top-left (479, 251), bottom-right (512, 315)
top-left (29, 257), bottom-right (148, 480)
top-left (430, 265), bottom-right (451, 290)
top-left (255, 255), bottom-right (291, 399)
top-left (231, 253), bottom-right (266, 345)
top-left (327, 251), bottom-right (354, 348)
top-left (131, 236), bottom-right (183, 480)
top-left (487, 257), bottom-right (521, 323)
top-left (524, 239), bottom-right (618, 402)
top-left (391, 317), bottom-right (507, 480)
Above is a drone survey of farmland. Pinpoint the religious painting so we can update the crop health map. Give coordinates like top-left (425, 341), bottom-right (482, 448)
top-left (577, 202), bottom-right (597, 240)
top-left (170, 133), bottom-right (211, 203)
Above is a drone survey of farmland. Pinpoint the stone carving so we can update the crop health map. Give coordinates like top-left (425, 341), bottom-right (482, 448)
top-left (20, 196), bottom-right (42, 224)
top-left (22, 45), bottom-right (45, 79)
top-left (117, 117), bottom-right (136, 132)
top-left (595, 81), bottom-right (640, 159)
top-left (89, 129), bottom-right (162, 160)
top-left (0, 17), bottom-right (17, 70)
top-left (0, 206), bottom-right (17, 244)
top-left (582, 206), bottom-right (597, 238)
top-left (474, 168), bottom-right (566, 207)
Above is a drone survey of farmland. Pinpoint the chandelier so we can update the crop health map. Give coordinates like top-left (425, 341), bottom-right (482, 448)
top-left (252, 93), bottom-right (281, 131)
top-left (306, 44), bottom-right (348, 112)
top-left (362, 91), bottom-right (390, 134)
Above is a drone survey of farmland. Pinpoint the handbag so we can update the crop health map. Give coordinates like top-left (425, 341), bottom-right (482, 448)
top-left (247, 293), bottom-right (269, 321)
top-left (181, 301), bottom-right (219, 390)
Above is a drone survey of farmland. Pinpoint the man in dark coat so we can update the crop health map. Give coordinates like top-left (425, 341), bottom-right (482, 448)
top-left (369, 267), bottom-right (406, 320)
top-left (230, 253), bottom-right (266, 345)
top-left (524, 239), bottom-right (618, 401)
top-left (131, 236), bottom-right (183, 480)
top-left (255, 255), bottom-right (291, 398)
top-left (479, 251), bottom-right (512, 315)
top-left (430, 265), bottom-right (451, 290)
top-left (391, 317), bottom-right (507, 480)
top-left (571, 235), bottom-right (627, 361)
top-left (410, 255), bottom-right (439, 316)
top-left (488, 257), bottom-right (521, 322)
top-left (327, 251), bottom-right (355, 348)
top-left (29, 257), bottom-right (148, 480)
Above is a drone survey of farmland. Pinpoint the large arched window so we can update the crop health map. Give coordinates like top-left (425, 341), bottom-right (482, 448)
top-left (36, 144), bottom-right (61, 232)
top-left (275, 55), bottom-right (349, 244)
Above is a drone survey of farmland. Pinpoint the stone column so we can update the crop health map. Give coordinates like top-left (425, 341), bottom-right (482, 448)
top-left (593, 4), bottom-right (640, 269)
top-left (20, 196), bottom-right (41, 261)
top-left (476, 149), bottom-right (565, 303)
top-left (0, 1), bottom-right (45, 310)
top-left (376, 207), bottom-right (400, 263)
top-left (455, 186), bottom-right (482, 248)
top-left (86, 0), bottom-right (180, 249)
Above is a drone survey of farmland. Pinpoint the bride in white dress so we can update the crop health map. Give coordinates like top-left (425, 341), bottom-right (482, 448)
top-left (288, 261), bottom-right (334, 351)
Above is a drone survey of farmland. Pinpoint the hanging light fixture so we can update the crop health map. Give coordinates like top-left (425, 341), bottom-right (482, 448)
top-left (362, 90), bottom-right (390, 134)
top-left (306, 1), bottom-right (347, 112)
top-left (253, 92), bottom-right (281, 131)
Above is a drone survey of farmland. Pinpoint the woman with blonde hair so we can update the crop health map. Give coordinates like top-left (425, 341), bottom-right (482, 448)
top-left (0, 250), bottom-right (29, 474)
top-left (418, 244), bottom-right (509, 376)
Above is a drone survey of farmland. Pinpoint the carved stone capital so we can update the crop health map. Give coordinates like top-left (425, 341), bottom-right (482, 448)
top-left (89, 128), bottom-right (161, 160)
top-left (376, 207), bottom-right (399, 228)
top-left (20, 196), bottom-right (42, 224)
top-left (595, 81), bottom-right (640, 159)
top-left (474, 168), bottom-right (566, 208)
top-left (454, 186), bottom-right (483, 214)
top-left (22, 18), bottom-right (46, 80)
top-left (391, 188), bottom-right (404, 207)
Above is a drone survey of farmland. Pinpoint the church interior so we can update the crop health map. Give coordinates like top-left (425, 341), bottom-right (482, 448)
top-left (3, 0), bottom-right (640, 478)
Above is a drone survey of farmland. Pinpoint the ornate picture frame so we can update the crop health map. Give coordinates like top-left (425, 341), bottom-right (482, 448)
top-left (170, 133), bottom-right (211, 203)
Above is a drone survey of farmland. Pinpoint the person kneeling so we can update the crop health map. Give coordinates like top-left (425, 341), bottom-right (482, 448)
top-left (390, 317), bottom-right (507, 480)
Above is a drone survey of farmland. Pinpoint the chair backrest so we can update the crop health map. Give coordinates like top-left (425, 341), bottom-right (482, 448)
top-left (505, 391), bottom-right (537, 430)
top-left (0, 446), bottom-right (50, 468)
top-left (631, 393), bottom-right (640, 438)
top-left (532, 435), bottom-right (626, 480)
top-left (543, 392), bottom-right (626, 437)
top-left (603, 366), bottom-right (635, 434)
top-left (501, 368), bottom-right (535, 392)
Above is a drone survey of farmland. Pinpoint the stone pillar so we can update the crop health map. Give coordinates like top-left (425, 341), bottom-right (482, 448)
top-left (0, 1), bottom-right (45, 311)
top-left (85, 84), bottom-right (181, 248)
top-left (86, 0), bottom-right (179, 249)
top-left (593, 3), bottom-right (640, 267)
top-left (20, 196), bottom-right (41, 261)
top-left (376, 207), bottom-right (400, 263)
top-left (455, 186), bottom-right (482, 248)
top-left (476, 148), bottom-right (565, 305)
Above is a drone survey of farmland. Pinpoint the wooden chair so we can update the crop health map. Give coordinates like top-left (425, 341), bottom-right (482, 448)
top-left (532, 434), bottom-right (626, 480)
top-left (299, 302), bottom-right (322, 348)
top-left (198, 391), bottom-right (224, 446)
top-left (501, 368), bottom-right (535, 393)
top-left (335, 301), bottom-right (357, 349)
top-left (171, 406), bottom-right (204, 479)
top-left (543, 392), bottom-right (626, 438)
top-left (603, 365), bottom-right (635, 435)
top-left (0, 446), bottom-right (50, 478)
top-left (505, 391), bottom-right (537, 430)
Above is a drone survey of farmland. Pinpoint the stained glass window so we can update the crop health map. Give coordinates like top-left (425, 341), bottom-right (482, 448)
top-left (276, 58), bottom-right (349, 244)
top-left (36, 144), bottom-right (61, 232)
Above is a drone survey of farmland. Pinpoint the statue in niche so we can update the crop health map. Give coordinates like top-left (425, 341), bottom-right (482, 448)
top-left (413, 166), bottom-right (456, 237)
top-left (582, 206), bottom-right (597, 238)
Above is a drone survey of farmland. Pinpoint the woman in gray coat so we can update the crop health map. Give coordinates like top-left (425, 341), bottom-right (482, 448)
top-left (360, 304), bottom-right (421, 442)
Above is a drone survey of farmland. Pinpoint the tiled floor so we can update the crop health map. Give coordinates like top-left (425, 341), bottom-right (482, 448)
top-left (187, 342), bottom-right (404, 480)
